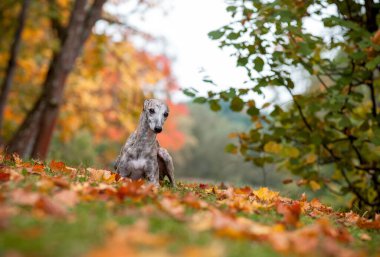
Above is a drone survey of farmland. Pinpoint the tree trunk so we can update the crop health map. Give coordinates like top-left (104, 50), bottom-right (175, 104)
top-left (6, 0), bottom-right (106, 159)
top-left (0, 0), bottom-right (30, 141)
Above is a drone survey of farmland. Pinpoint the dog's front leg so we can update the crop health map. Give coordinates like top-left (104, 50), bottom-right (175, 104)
top-left (114, 132), bottom-right (136, 171)
top-left (145, 162), bottom-right (160, 187)
top-left (115, 152), bottom-right (131, 178)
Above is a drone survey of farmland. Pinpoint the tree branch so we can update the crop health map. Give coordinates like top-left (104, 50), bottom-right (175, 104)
top-left (284, 87), bottom-right (313, 131)
top-left (48, 0), bottom-right (66, 42)
top-left (80, 0), bottom-right (107, 45)
top-left (341, 167), bottom-right (380, 206)
top-left (368, 82), bottom-right (377, 118)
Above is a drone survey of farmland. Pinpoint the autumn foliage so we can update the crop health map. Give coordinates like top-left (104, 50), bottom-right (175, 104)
top-left (1, 154), bottom-right (379, 256)
top-left (189, 0), bottom-right (380, 212)
top-left (0, 0), bottom-right (187, 164)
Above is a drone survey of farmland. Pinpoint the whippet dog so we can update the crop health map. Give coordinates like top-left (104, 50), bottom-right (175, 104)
top-left (114, 99), bottom-right (175, 187)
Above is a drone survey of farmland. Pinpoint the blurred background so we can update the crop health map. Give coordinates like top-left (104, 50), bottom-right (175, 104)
top-left (0, 0), bottom-right (274, 187)
top-left (1, 0), bottom-right (380, 211)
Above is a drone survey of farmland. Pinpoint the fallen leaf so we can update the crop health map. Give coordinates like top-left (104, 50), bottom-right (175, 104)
top-left (11, 189), bottom-right (40, 206)
top-left (282, 179), bottom-right (293, 184)
top-left (253, 187), bottom-right (279, 202)
top-left (32, 163), bottom-right (45, 172)
top-left (0, 171), bottom-right (10, 182)
top-left (49, 160), bottom-right (66, 172)
top-left (117, 179), bottom-right (147, 200)
top-left (199, 183), bottom-right (208, 189)
top-left (159, 195), bottom-right (185, 220)
top-left (357, 217), bottom-right (380, 229)
top-left (359, 233), bottom-right (371, 241)
top-left (51, 177), bottom-right (70, 188)
top-left (182, 193), bottom-right (208, 209)
top-left (35, 196), bottom-right (67, 217)
top-left (53, 190), bottom-right (79, 208)
top-left (276, 201), bottom-right (301, 227)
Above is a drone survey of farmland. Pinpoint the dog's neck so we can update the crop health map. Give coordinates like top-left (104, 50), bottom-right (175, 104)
top-left (134, 112), bottom-right (157, 146)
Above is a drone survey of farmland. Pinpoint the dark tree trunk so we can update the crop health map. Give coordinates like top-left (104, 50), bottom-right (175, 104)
top-left (0, 0), bottom-right (30, 141)
top-left (364, 0), bottom-right (379, 32)
top-left (6, 0), bottom-right (106, 159)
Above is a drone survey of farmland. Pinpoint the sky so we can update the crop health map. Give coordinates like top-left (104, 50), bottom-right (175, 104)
top-left (118, 0), bottom-right (251, 102)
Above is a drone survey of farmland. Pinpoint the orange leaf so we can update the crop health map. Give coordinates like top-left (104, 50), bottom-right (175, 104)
top-left (0, 172), bottom-right (10, 182)
top-left (49, 160), bottom-right (66, 172)
top-left (32, 163), bottom-right (45, 172)
top-left (35, 196), bottom-right (67, 217)
top-left (276, 201), bottom-right (301, 227)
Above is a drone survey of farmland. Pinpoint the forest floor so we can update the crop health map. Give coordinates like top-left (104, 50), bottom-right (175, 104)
top-left (0, 154), bottom-right (379, 257)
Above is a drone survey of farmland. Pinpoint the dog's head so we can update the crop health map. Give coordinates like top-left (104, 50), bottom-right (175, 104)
top-left (143, 99), bottom-right (169, 133)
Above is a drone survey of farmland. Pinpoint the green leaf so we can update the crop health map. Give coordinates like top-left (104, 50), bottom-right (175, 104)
top-left (227, 32), bottom-right (240, 40)
top-left (247, 106), bottom-right (259, 116)
top-left (203, 79), bottom-right (216, 85)
top-left (299, 42), bottom-right (312, 56)
top-left (208, 30), bottom-right (225, 40)
top-left (209, 100), bottom-right (221, 112)
top-left (183, 88), bottom-right (196, 97)
top-left (230, 97), bottom-right (244, 112)
top-left (254, 57), bottom-right (264, 72)
top-left (366, 55), bottom-right (380, 70)
top-left (193, 97), bottom-right (207, 104)
top-left (226, 6), bottom-right (237, 12)
top-left (237, 57), bottom-right (248, 67)
top-left (270, 105), bottom-right (283, 117)
top-left (225, 143), bottom-right (238, 154)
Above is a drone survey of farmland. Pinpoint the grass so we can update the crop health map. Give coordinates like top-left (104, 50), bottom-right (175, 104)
top-left (0, 200), bottom-right (282, 257)
top-left (0, 158), bottom-right (379, 257)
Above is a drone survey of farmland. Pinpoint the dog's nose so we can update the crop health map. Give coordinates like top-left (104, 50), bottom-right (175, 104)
top-left (154, 127), bottom-right (162, 133)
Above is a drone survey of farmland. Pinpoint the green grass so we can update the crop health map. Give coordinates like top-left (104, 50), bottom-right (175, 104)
top-left (1, 168), bottom-right (379, 257)
top-left (0, 203), bottom-right (108, 257)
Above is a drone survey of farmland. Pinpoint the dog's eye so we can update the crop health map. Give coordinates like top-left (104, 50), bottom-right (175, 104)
top-left (163, 112), bottom-right (169, 118)
top-left (149, 108), bottom-right (155, 114)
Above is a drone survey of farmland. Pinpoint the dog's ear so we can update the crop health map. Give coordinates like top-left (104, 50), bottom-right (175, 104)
top-left (143, 99), bottom-right (150, 111)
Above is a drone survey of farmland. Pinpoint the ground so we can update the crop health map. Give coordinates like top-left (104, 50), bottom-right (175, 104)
top-left (0, 154), bottom-right (379, 257)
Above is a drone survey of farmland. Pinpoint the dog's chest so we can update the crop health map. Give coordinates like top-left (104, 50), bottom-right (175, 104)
top-left (129, 158), bottom-right (147, 170)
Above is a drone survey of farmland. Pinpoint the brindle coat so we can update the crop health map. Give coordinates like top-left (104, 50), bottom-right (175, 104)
top-left (114, 99), bottom-right (175, 186)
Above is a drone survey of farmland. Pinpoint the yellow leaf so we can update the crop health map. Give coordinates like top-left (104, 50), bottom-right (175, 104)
top-left (228, 132), bottom-right (239, 139)
top-left (264, 141), bottom-right (281, 154)
top-left (305, 154), bottom-right (317, 164)
top-left (253, 187), bottom-right (279, 202)
top-left (285, 147), bottom-right (300, 158)
top-left (309, 180), bottom-right (321, 191)
top-left (103, 171), bottom-right (116, 184)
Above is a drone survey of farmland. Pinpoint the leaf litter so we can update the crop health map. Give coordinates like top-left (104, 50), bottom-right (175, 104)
top-left (0, 154), bottom-right (379, 257)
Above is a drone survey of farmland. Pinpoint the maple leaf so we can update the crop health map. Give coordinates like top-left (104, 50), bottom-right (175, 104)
top-left (117, 179), bottom-right (149, 200)
top-left (32, 163), bottom-right (45, 173)
top-left (0, 171), bottom-right (10, 182)
top-left (276, 201), bottom-right (302, 228)
top-left (49, 160), bottom-right (67, 172)
top-left (253, 187), bottom-right (279, 202)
